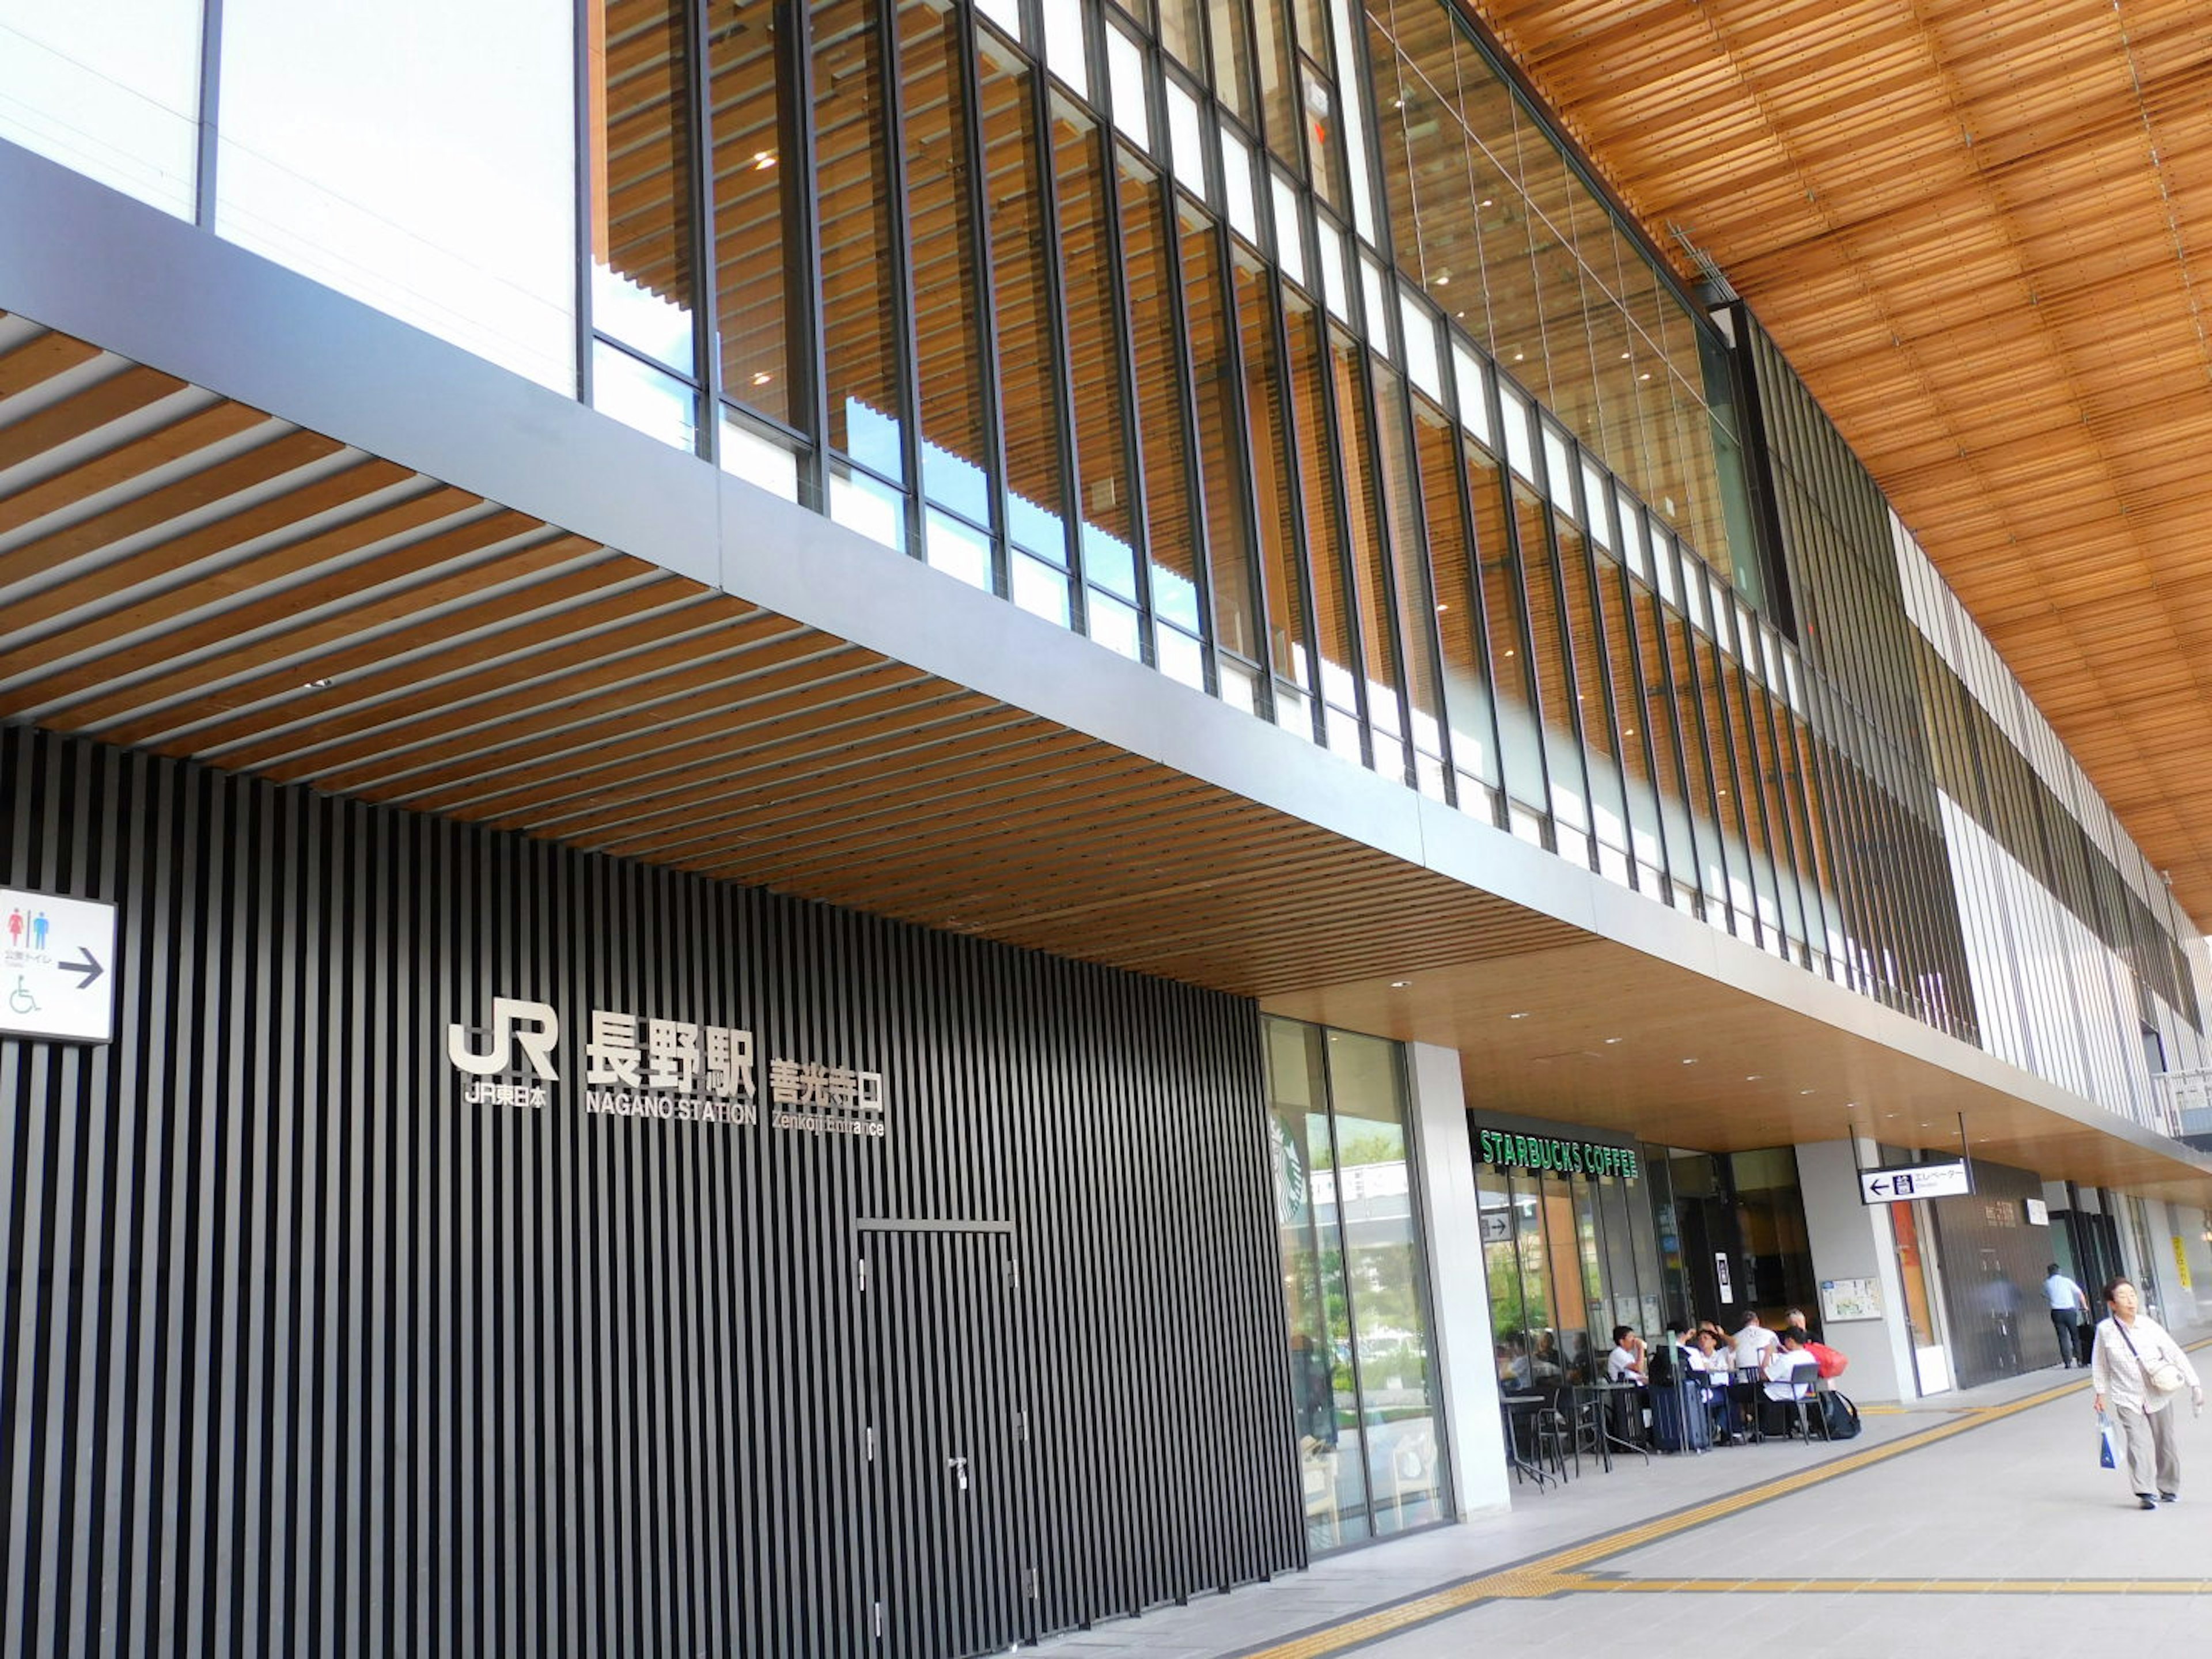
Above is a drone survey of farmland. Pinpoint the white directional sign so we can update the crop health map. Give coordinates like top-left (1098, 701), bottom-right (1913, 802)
top-left (0, 888), bottom-right (116, 1043)
top-left (1858, 1159), bottom-right (1971, 1205)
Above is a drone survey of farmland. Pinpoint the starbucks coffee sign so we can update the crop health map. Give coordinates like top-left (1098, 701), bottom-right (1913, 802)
top-left (1477, 1127), bottom-right (1640, 1180)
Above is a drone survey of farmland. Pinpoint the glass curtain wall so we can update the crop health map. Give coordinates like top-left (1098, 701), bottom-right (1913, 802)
top-left (1267, 1019), bottom-right (1447, 1554)
top-left (557, 0), bottom-right (2190, 1053)
top-left (42, 1), bottom-right (2184, 1083)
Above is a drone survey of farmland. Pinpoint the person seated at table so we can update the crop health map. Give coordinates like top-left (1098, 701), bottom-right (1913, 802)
top-left (1605, 1324), bottom-right (1647, 1384)
top-left (1759, 1330), bottom-right (1822, 1435)
top-left (1732, 1310), bottom-right (1779, 1375)
top-left (1529, 1330), bottom-right (1565, 1386)
top-left (1681, 1328), bottom-right (1738, 1437)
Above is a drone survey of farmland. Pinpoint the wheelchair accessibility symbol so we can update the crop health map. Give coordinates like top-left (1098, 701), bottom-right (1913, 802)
top-left (1, 888), bottom-right (116, 1043)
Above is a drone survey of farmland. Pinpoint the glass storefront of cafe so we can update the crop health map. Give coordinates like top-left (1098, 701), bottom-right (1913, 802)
top-left (1474, 1116), bottom-right (1669, 1389)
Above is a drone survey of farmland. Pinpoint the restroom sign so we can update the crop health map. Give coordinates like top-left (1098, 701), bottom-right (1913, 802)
top-left (0, 888), bottom-right (116, 1044)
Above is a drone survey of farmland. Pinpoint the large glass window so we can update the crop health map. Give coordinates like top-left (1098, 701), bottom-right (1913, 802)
top-left (712, 2), bottom-right (798, 429)
top-left (1476, 1127), bottom-right (1668, 1396)
top-left (1181, 203), bottom-right (1262, 691)
top-left (901, 0), bottom-right (993, 524)
top-left (1117, 150), bottom-right (1206, 662)
top-left (1361, 0), bottom-right (1745, 583)
top-left (219, 0), bottom-right (577, 391)
top-left (1266, 1019), bottom-right (1447, 1552)
top-left (814, 0), bottom-right (907, 482)
top-left (0, 1), bottom-right (200, 219)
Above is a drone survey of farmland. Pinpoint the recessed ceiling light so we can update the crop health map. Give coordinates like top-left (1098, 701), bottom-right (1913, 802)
top-left (1745, 1075), bottom-right (1760, 1082)
top-left (302, 677), bottom-right (332, 691)
top-left (1509, 1011), bottom-right (1531, 1020)
top-left (1680, 1057), bottom-right (1697, 1065)
top-left (752, 150), bottom-right (778, 170)
top-left (1389, 979), bottom-right (1411, 989)
top-left (1799, 1089), bottom-right (1815, 1096)
top-left (1603, 1036), bottom-right (1622, 1045)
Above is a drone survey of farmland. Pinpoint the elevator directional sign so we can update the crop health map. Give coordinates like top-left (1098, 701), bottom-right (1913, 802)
top-left (0, 888), bottom-right (116, 1044)
top-left (1859, 1158), bottom-right (1972, 1205)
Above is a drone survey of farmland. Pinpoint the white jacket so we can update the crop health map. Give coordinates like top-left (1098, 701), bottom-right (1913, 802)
top-left (2091, 1313), bottom-right (2200, 1413)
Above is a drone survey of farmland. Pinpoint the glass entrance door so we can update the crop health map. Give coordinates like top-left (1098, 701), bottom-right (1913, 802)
top-left (1891, 1199), bottom-right (1948, 1395)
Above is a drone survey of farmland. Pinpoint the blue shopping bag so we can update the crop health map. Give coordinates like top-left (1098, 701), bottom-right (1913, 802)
top-left (2097, 1412), bottom-right (2119, 1469)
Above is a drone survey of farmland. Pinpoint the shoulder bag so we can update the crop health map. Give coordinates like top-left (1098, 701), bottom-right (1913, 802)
top-left (2115, 1319), bottom-right (2186, 1397)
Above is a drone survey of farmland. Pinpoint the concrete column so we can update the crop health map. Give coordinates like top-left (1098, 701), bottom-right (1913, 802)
top-left (1794, 1138), bottom-right (1917, 1403)
top-left (1406, 1042), bottom-right (1510, 1516)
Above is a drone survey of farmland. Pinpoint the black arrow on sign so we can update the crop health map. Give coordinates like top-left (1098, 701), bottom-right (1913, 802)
top-left (60, 947), bottom-right (103, 990)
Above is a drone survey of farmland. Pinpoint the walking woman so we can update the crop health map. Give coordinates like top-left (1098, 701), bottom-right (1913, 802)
top-left (2090, 1276), bottom-right (2203, 1509)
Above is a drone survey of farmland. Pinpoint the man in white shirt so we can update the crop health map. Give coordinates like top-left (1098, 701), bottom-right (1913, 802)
top-left (1732, 1311), bottom-right (1779, 1374)
top-left (1760, 1330), bottom-right (1823, 1436)
top-left (2044, 1263), bottom-right (2090, 1368)
top-left (1762, 1331), bottom-right (1820, 1400)
top-left (1605, 1325), bottom-right (1647, 1384)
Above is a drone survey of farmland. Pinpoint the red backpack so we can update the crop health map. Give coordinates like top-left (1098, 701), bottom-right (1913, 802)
top-left (1806, 1340), bottom-right (1849, 1380)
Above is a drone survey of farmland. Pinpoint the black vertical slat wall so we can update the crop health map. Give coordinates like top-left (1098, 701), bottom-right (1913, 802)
top-left (0, 726), bottom-right (1304, 1656)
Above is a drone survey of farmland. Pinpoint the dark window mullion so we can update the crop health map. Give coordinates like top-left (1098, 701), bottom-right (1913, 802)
top-left (1631, 577), bottom-right (1699, 903)
top-left (684, 0), bottom-right (722, 459)
top-left (771, 0), bottom-right (821, 465)
top-left (1029, 78), bottom-right (1089, 628)
top-left (794, 2), bottom-right (832, 509)
top-left (1307, 305), bottom-right (1373, 759)
top-left (1207, 219), bottom-right (1277, 721)
top-left (1471, 427), bottom-right (1549, 824)
top-left (1434, 382), bottom-right (1509, 821)
top-left (1089, 123), bottom-right (1162, 657)
top-left (1367, 358), bottom-right (1437, 789)
top-left (573, 0), bottom-right (597, 406)
top-left (196, 0), bottom-right (225, 231)
top-left (1152, 172), bottom-right (1221, 675)
top-left (960, 6), bottom-right (1016, 592)
top-left (1581, 528), bottom-right (1656, 883)
top-left (1253, 263), bottom-right (1325, 737)
top-left (873, 0), bottom-right (927, 552)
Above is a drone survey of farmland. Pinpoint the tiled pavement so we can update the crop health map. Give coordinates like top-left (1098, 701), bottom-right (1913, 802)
top-left (1040, 1331), bottom-right (2212, 1657)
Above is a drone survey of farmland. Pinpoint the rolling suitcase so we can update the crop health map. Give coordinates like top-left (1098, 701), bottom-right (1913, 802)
top-left (1650, 1377), bottom-right (1711, 1453)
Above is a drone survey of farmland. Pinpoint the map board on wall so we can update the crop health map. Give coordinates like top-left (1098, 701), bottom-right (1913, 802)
top-left (1819, 1277), bottom-right (1883, 1324)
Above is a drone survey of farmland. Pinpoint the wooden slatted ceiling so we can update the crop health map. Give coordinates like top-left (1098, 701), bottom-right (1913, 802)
top-left (5, 312), bottom-right (2202, 1198)
top-left (1458, 0), bottom-right (2212, 929)
top-left (0, 311), bottom-right (1581, 1000)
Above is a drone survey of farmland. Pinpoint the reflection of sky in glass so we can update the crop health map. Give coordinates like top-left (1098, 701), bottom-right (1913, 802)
top-left (923, 439), bottom-right (991, 525)
top-left (592, 341), bottom-right (693, 450)
top-left (0, 5), bottom-right (200, 219)
top-left (593, 266), bottom-right (692, 372)
top-left (842, 399), bottom-right (903, 480)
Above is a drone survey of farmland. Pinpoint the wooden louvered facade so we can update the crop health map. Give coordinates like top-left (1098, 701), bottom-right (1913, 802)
top-left (1457, 0), bottom-right (2212, 927)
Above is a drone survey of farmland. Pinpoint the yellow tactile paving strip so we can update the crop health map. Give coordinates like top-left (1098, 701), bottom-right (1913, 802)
top-left (1241, 1345), bottom-right (2212, 1659)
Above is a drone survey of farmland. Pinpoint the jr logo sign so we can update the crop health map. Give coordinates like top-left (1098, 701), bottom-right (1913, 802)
top-left (446, 997), bottom-right (562, 1082)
